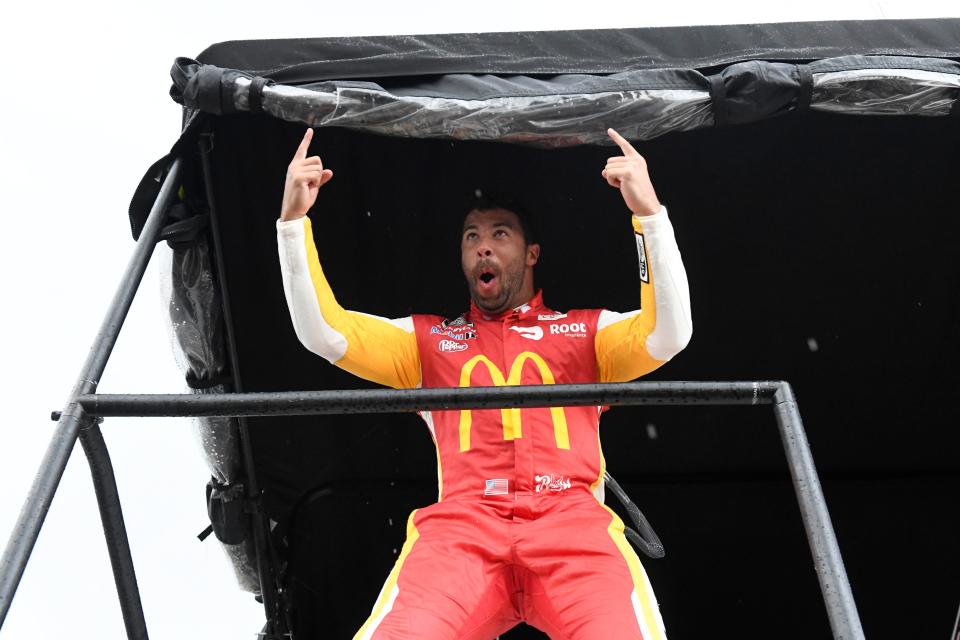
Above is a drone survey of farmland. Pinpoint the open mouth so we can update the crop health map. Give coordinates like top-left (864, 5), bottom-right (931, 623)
top-left (475, 267), bottom-right (499, 292)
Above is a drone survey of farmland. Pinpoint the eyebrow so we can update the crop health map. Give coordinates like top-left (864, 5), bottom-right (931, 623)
top-left (462, 221), bottom-right (514, 234)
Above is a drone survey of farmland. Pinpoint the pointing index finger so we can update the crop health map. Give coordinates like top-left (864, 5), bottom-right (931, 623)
top-left (607, 128), bottom-right (639, 157)
top-left (294, 128), bottom-right (314, 160)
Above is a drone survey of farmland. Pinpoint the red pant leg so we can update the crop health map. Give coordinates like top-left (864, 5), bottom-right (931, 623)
top-left (516, 495), bottom-right (668, 640)
top-left (354, 502), bottom-right (521, 640)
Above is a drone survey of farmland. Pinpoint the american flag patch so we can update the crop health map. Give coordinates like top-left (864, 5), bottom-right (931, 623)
top-left (484, 479), bottom-right (509, 496)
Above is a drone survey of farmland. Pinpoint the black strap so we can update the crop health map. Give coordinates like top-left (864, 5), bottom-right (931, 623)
top-left (128, 154), bottom-right (172, 241)
top-left (220, 72), bottom-right (236, 115)
top-left (709, 73), bottom-right (727, 127)
top-left (604, 471), bottom-right (665, 559)
top-left (249, 76), bottom-right (273, 113)
top-left (185, 371), bottom-right (233, 390)
top-left (796, 65), bottom-right (814, 112)
top-left (951, 88), bottom-right (960, 118)
top-left (197, 66), bottom-right (223, 115)
top-left (160, 209), bottom-right (210, 249)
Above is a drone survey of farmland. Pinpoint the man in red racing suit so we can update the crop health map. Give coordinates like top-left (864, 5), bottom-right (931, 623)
top-left (276, 127), bottom-right (692, 639)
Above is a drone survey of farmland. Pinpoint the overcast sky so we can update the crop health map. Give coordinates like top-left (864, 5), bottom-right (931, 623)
top-left (0, 1), bottom-right (955, 638)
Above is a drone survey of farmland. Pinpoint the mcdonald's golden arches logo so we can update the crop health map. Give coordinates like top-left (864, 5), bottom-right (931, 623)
top-left (457, 351), bottom-right (569, 452)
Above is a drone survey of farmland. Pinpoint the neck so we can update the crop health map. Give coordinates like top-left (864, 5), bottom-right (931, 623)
top-left (474, 286), bottom-right (536, 317)
top-left (507, 272), bottom-right (535, 310)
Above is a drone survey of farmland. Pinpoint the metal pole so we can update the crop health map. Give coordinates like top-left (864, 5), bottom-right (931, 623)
top-left (773, 383), bottom-right (865, 640)
top-left (950, 597), bottom-right (960, 640)
top-left (78, 424), bottom-right (148, 639)
top-left (77, 381), bottom-right (781, 418)
top-left (0, 158), bottom-right (180, 629)
top-left (198, 132), bottom-right (286, 636)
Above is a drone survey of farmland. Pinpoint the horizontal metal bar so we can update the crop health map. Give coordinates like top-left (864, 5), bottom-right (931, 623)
top-left (77, 381), bottom-right (780, 418)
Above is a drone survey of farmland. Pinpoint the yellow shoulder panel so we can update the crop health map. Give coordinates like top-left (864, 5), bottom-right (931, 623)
top-left (594, 215), bottom-right (666, 382)
top-left (302, 217), bottom-right (421, 389)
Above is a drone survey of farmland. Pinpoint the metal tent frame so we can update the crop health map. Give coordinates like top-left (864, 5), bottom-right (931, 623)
top-left (0, 154), bottom-right (867, 640)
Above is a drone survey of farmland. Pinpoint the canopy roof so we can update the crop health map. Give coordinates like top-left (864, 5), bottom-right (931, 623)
top-left (193, 19), bottom-right (960, 79)
top-left (168, 19), bottom-right (960, 148)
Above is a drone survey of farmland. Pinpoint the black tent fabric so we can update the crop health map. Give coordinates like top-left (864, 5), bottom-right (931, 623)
top-left (140, 18), bottom-right (960, 640)
top-left (193, 19), bottom-right (960, 78)
top-left (164, 19), bottom-right (960, 150)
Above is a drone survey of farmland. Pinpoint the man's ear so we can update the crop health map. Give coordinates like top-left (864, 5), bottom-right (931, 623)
top-left (527, 243), bottom-right (541, 267)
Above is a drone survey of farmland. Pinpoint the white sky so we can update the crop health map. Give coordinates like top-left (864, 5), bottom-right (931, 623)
top-left (0, 1), bottom-right (955, 638)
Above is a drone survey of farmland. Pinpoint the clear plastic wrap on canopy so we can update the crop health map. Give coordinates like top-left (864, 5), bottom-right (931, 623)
top-left (170, 55), bottom-right (960, 146)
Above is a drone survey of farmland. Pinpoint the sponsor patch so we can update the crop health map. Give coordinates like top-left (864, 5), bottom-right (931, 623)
top-left (432, 316), bottom-right (477, 340)
top-left (535, 474), bottom-right (572, 493)
top-left (636, 233), bottom-right (649, 283)
top-left (549, 322), bottom-right (588, 338)
top-left (438, 340), bottom-right (468, 353)
top-left (442, 316), bottom-right (472, 329)
top-left (538, 312), bottom-right (568, 321)
top-left (430, 326), bottom-right (477, 340)
top-left (509, 326), bottom-right (544, 341)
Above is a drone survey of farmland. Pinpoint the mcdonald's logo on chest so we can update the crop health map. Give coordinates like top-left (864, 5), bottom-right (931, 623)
top-left (456, 351), bottom-right (570, 452)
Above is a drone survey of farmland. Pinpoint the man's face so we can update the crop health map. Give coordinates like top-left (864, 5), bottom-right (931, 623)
top-left (461, 208), bottom-right (540, 315)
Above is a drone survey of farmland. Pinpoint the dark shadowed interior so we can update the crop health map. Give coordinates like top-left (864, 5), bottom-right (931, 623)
top-left (196, 107), bottom-right (959, 638)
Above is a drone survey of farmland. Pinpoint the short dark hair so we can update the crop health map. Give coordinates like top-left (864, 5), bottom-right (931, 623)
top-left (465, 190), bottom-right (539, 246)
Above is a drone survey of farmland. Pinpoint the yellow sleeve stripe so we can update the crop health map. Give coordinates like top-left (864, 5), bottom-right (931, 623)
top-left (595, 208), bottom-right (692, 383)
top-left (595, 215), bottom-right (664, 382)
top-left (632, 215), bottom-right (658, 337)
top-left (300, 217), bottom-right (421, 389)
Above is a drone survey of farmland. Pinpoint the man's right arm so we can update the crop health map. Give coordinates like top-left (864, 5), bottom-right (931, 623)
top-left (276, 128), bottom-right (420, 389)
top-left (277, 215), bottom-right (421, 389)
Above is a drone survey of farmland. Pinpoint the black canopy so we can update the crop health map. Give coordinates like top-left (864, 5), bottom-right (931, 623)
top-left (194, 19), bottom-right (960, 77)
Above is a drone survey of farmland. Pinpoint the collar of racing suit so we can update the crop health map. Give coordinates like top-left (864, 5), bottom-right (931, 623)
top-left (469, 289), bottom-right (546, 322)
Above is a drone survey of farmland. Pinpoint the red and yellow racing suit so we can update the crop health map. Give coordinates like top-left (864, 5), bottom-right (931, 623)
top-left (277, 206), bottom-right (692, 640)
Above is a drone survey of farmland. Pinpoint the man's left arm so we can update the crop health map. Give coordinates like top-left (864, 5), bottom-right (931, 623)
top-left (595, 128), bottom-right (693, 382)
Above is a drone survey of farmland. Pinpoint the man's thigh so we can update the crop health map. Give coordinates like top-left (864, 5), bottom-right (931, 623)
top-left (518, 498), bottom-right (668, 640)
top-left (354, 503), bottom-right (520, 640)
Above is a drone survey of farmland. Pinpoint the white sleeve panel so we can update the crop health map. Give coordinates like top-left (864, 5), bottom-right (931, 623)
top-left (597, 206), bottom-right (692, 362)
top-left (277, 217), bottom-right (349, 363)
top-left (597, 308), bottom-right (641, 330)
top-left (634, 206), bottom-right (692, 361)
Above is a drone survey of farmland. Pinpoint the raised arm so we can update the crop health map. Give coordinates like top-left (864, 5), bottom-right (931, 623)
top-left (277, 129), bottom-right (421, 389)
top-left (595, 129), bottom-right (692, 382)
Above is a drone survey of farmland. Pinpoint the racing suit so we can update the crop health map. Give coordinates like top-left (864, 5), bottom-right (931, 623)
top-left (277, 206), bottom-right (692, 640)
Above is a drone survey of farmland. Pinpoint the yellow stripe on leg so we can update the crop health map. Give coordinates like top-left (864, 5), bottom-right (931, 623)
top-left (353, 510), bottom-right (422, 640)
top-left (601, 505), bottom-right (667, 640)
